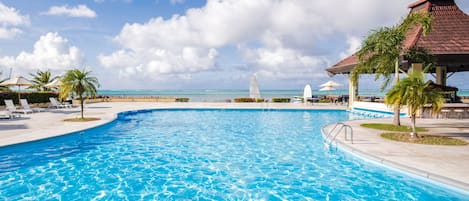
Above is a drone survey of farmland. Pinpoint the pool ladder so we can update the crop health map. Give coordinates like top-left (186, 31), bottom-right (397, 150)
top-left (324, 122), bottom-right (353, 146)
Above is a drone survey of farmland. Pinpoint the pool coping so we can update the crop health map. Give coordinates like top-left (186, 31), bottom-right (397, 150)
top-left (321, 123), bottom-right (469, 194)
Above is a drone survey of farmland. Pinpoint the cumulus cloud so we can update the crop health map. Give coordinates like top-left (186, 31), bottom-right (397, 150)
top-left (340, 36), bottom-right (362, 59)
top-left (99, 0), bottom-right (414, 81)
top-left (0, 2), bottom-right (29, 39)
top-left (0, 32), bottom-right (84, 74)
top-left (43, 5), bottom-right (97, 18)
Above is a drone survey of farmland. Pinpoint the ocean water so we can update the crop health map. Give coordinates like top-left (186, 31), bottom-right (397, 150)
top-left (98, 89), bottom-right (469, 102)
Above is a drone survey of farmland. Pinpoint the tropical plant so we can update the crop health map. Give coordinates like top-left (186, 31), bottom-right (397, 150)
top-left (385, 70), bottom-right (443, 138)
top-left (28, 70), bottom-right (57, 92)
top-left (59, 69), bottom-right (100, 119)
top-left (351, 12), bottom-right (432, 126)
top-left (0, 71), bottom-right (11, 92)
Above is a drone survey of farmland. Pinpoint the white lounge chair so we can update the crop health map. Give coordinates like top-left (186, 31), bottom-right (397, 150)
top-left (0, 110), bottom-right (12, 119)
top-left (20, 99), bottom-right (44, 112)
top-left (49, 97), bottom-right (72, 108)
top-left (4, 99), bottom-right (33, 114)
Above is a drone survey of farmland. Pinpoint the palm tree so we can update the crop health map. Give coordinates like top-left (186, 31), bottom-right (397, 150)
top-left (60, 69), bottom-right (100, 119)
top-left (0, 71), bottom-right (11, 92)
top-left (351, 13), bottom-right (432, 126)
top-left (385, 70), bottom-right (443, 137)
top-left (28, 70), bottom-right (57, 92)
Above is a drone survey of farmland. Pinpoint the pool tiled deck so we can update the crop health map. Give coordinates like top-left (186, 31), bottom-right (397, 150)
top-left (1, 102), bottom-right (468, 193)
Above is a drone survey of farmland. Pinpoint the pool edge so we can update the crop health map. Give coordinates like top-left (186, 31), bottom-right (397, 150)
top-left (321, 123), bottom-right (469, 195)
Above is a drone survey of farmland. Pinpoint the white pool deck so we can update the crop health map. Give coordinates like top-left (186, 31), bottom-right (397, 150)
top-left (0, 102), bottom-right (468, 193)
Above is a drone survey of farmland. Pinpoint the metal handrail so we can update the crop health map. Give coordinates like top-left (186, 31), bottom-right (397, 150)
top-left (324, 122), bottom-right (345, 141)
top-left (324, 123), bottom-right (353, 146)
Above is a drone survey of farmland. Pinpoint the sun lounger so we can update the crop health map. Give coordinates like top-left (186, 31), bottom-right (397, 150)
top-left (0, 110), bottom-right (12, 119)
top-left (4, 99), bottom-right (33, 114)
top-left (49, 97), bottom-right (72, 108)
top-left (20, 99), bottom-right (44, 112)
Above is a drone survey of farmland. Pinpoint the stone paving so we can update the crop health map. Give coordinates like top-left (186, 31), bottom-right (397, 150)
top-left (323, 117), bottom-right (469, 192)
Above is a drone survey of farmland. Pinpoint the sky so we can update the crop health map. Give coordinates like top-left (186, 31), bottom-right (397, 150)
top-left (0, 0), bottom-right (468, 90)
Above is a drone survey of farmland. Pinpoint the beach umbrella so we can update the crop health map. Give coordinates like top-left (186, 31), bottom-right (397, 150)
top-left (303, 84), bottom-right (312, 102)
top-left (320, 80), bottom-right (342, 88)
top-left (249, 75), bottom-right (261, 99)
top-left (319, 86), bottom-right (336, 91)
top-left (0, 76), bottom-right (33, 101)
top-left (45, 79), bottom-right (63, 88)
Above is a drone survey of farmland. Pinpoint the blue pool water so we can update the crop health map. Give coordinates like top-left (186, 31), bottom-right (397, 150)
top-left (0, 109), bottom-right (467, 200)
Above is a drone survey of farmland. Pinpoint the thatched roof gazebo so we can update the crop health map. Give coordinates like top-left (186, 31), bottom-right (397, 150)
top-left (326, 0), bottom-right (469, 111)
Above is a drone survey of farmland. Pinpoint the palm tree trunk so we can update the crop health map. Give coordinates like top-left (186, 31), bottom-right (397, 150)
top-left (411, 113), bottom-right (417, 138)
top-left (80, 95), bottom-right (84, 119)
top-left (393, 59), bottom-right (401, 126)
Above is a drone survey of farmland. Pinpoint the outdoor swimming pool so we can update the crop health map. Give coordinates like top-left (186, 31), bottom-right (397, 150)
top-left (0, 109), bottom-right (466, 200)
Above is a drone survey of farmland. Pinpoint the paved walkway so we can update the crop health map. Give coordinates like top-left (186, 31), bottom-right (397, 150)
top-left (1, 102), bottom-right (468, 192)
top-left (323, 118), bottom-right (469, 192)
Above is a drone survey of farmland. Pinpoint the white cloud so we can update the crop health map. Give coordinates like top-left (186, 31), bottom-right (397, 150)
top-left (0, 27), bottom-right (22, 39)
top-left (0, 2), bottom-right (29, 39)
top-left (99, 0), bottom-right (414, 82)
top-left (43, 5), bottom-right (97, 18)
top-left (0, 32), bottom-right (84, 74)
top-left (340, 36), bottom-right (362, 59)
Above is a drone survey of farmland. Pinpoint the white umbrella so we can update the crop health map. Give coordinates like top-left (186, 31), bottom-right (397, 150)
top-left (320, 81), bottom-right (342, 88)
top-left (303, 84), bottom-right (312, 102)
top-left (319, 86), bottom-right (336, 91)
top-left (0, 76), bottom-right (33, 100)
top-left (249, 75), bottom-right (261, 99)
top-left (45, 79), bottom-right (63, 88)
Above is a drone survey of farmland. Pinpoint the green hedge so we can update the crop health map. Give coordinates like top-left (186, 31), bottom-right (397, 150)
top-left (175, 97), bottom-right (189, 102)
top-left (234, 98), bottom-right (265, 102)
top-left (272, 98), bottom-right (291, 103)
top-left (0, 92), bottom-right (58, 105)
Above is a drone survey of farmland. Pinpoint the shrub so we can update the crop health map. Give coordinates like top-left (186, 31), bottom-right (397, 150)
top-left (234, 98), bottom-right (255, 102)
top-left (0, 92), bottom-right (58, 105)
top-left (272, 98), bottom-right (291, 103)
top-left (318, 99), bottom-right (330, 103)
top-left (176, 97), bottom-right (189, 102)
top-left (234, 98), bottom-right (265, 102)
top-left (255, 98), bottom-right (265, 102)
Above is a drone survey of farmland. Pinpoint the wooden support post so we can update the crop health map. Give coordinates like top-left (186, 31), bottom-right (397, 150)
top-left (436, 66), bottom-right (447, 86)
top-left (349, 76), bottom-right (358, 108)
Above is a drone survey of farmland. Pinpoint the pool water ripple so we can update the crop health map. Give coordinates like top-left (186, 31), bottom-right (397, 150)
top-left (0, 109), bottom-right (467, 200)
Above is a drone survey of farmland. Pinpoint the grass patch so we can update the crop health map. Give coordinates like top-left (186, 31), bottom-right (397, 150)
top-left (361, 123), bottom-right (427, 132)
top-left (64, 117), bottom-right (101, 122)
top-left (381, 133), bottom-right (467, 145)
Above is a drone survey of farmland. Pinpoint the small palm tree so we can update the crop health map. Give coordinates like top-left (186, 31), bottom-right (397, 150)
top-left (60, 69), bottom-right (100, 119)
top-left (351, 13), bottom-right (432, 126)
top-left (28, 70), bottom-right (57, 92)
top-left (385, 70), bottom-right (443, 137)
top-left (0, 71), bottom-right (11, 92)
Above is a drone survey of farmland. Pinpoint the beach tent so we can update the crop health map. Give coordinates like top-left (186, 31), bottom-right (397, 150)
top-left (303, 84), bottom-right (312, 102)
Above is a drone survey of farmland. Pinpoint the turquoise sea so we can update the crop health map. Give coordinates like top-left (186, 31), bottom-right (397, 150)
top-left (98, 89), bottom-right (469, 102)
